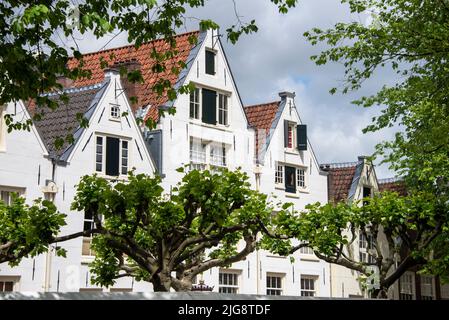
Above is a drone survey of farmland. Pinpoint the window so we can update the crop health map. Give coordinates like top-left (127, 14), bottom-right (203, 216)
top-left (0, 281), bottom-right (14, 292)
top-left (287, 124), bottom-right (294, 148)
top-left (189, 88), bottom-right (200, 120)
top-left (210, 143), bottom-right (226, 168)
top-left (266, 274), bottom-right (283, 296)
top-left (95, 135), bottom-right (130, 176)
top-left (359, 233), bottom-right (375, 264)
top-left (96, 136), bottom-right (103, 172)
top-left (121, 141), bottom-right (128, 175)
top-left (420, 275), bottom-right (434, 300)
top-left (285, 166), bottom-right (296, 193)
top-left (299, 246), bottom-right (314, 255)
top-left (219, 271), bottom-right (239, 294)
top-left (110, 104), bottom-right (120, 119)
top-left (363, 186), bottom-right (372, 206)
top-left (0, 187), bottom-right (24, 205)
top-left (218, 94), bottom-right (228, 125)
top-left (275, 165), bottom-right (284, 184)
top-left (400, 272), bottom-right (414, 300)
top-left (82, 211), bottom-right (96, 256)
top-left (301, 276), bottom-right (317, 297)
top-left (297, 168), bottom-right (306, 188)
top-left (205, 50), bottom-right (216, 75)
top-left (0, 105), bottom-right (6, 151)
top-left (189, 138), bottom-right (206, 171)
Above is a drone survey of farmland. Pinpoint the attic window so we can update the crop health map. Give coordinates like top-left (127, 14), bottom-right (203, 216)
top-left (110, 104), bottom-right (120, 120)
top-left (205, 49), bottom-right (216, 75)
top-left (95, 135), bottom-right (130, 176)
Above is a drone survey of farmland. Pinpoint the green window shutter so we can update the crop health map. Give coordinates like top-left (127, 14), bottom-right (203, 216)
top-left (202, 88), bottom-right (217, 125)
top-left (285, 166), bottom-right (296, 193)
top-left (205, 50), bottom-right (215, 75)
top-left (106, 137), bottom-right (120, 176)
top-left (297, 124), bottom-right (307, 151)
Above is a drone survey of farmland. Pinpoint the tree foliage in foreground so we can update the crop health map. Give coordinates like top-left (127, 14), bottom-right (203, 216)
top-left (263, 191), bottom-right (449, 298)
top-left (0, 195), bottom-right (67, 265)
top-left (302, 0), bottom-right (449, 290)
top-left (71, 169), bottom-right (280, 292)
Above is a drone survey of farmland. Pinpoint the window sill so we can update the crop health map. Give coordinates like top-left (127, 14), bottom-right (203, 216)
top-left (284, 149), bottom-right (300, 155)
top-left (109, 117), bottom-right (121, 122)
top-left (298, 188), bottom-right (309, 194)
top-left (190, 121), bottom-right (232, 133)
top-left (274, 185), bottom-right (285, 191)
top-left (81, 255), bottom-right (95, 264)
top-left (266, 254), bottom-right (287, 259)
top-left (95, 173), bottom-right (129, 181)
top-left (299, 256), bottom-right (320, 263)
top-left (285, 193), bottom-right (299, 199)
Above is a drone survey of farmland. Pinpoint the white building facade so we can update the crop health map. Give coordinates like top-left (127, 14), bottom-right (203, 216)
top-left (0, 29), bottom-right (331, 296)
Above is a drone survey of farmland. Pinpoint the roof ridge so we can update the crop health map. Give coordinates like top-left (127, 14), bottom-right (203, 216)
top-left (245, 101), bottom-right (280, 108)
top-left (41, 82), bottom-right (105, 98)
top-left (72, 30), bottom-right (200, 59)
top-left (378, 177), bottom-right (404, 184)
top-left (320, 161), bottom-right (359, 169)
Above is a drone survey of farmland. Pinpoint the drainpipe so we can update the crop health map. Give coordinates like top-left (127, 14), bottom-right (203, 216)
top-left (254, 164), bottom-right (262, 294)
top-left (43, 158), bottom-right (57, 292)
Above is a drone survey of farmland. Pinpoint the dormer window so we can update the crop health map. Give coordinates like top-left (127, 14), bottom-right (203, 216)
top-left (284, 121), bottom-right (307, 151)
top-left (110, 104), bottom-right (120, 120)
top-left (205, 49), bottom-right (216, 75)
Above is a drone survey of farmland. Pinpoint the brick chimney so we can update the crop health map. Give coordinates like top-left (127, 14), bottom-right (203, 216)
top-left (112, 59), bottom-right (142, 111)
top-left (56, 74), bottom-right (74, 88)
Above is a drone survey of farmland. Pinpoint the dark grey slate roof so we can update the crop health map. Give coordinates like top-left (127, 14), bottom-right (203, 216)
top-left (33, 82), bottom-right (108, 160)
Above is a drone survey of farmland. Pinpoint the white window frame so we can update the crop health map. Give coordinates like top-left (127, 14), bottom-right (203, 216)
top-left (219, 270), bottom-right (240, 294)
top-left (109, 103), bottom-right (121, 121)
top-left (296, 167), bottom-right (306, 189)
top-left (218, 94), bottom-right (229, 126)
top-left (0, 186), bottom-right (25, 206)
top-left (299, 245), bottom-right (314, 255)
top-left (0, 276), bottom-right (20, 292)
top-left (359, 233), bottom-right (376, 264)
top-left (189, 88), bottom-right (200, 120)
top-left (275, 164), bottom-right (284, 185)
top-left (209, 142), bottom-right (227, 169)
top-left (420, 275), bottom-right (435, 300)
top-left (400, 272), bottom-right (415, 300)
top-left (300, 275), bottom-right (317, 297)
top-left (189, 137), bottom-right (207, 171)
top-left (266, 273), bottom-right (284, 296)
top-left (95, 134), bottom-right (131, 178)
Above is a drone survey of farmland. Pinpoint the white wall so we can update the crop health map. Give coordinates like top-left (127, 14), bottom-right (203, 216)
top-left (0, 101), bottom-right (53, 291)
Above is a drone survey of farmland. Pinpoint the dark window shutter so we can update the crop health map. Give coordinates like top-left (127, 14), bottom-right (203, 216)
top-left (284, 120), bottom-right (289, 147)
top-left (285, 166), bottom-right (296, 193)
top-left (106, 137), bottom-right (120, 176)
top-left (202, 88), bottom-right (217, 125)
top-left (205, 50), bottom-right (215, 75)
top-left (297, 124), bottom-right (307, 151)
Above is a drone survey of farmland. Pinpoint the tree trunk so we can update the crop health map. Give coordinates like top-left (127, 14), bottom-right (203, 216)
top-left (152, 273), bottom-right (172, 292)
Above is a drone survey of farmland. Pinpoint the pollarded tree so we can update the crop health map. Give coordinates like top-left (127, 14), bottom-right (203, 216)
top-left (262, 191), bottom-right (449, 298)
top-left (70, 168), bottom-right (279, 292)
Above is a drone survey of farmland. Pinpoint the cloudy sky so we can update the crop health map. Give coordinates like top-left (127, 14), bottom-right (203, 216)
top-left (72, 0), bottom-right (399, 178)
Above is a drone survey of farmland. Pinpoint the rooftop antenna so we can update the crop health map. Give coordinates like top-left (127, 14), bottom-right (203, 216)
top-left (212, 28), bottom-right (223, 50)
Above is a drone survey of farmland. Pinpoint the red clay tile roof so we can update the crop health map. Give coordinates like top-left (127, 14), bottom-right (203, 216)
top-left (244, 101), bottom-right (280, 158)
top-left (378, 179), bottom-right (408, 196)
top-left (320, 164), bottom-right (358, 203)
top-left (67, 31), bottom-right (200, 122)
